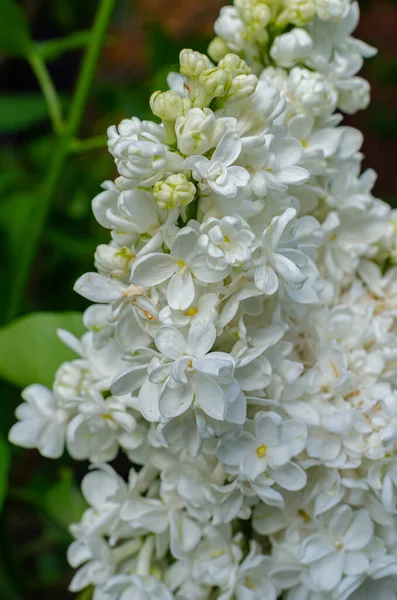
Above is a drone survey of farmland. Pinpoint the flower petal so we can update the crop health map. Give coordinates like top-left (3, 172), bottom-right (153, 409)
top-left (254, 264), bottom-right (279, 295)
top-left (167, 271), bottom-right (195, 311)
top-left (155, 326), bottom-right (186, 359)
top-left (268, 462), bottom-right (307, 491)
top-left (212, 132), bottom-right (242, 166)
top-left (131, 253), bottom-right (176, 286)
top-left (159, 380), bottom-right (194, 419)
top-left (195, 372), bottom-right (227, 420)
top-left (343, 509), bottom-right (373, 551)
top-left (74, 273), bottom-right (125, 303)
top-left (273, 253), bottom-right (306, 286)
top-left (187, 320), bottom-right (216, 357)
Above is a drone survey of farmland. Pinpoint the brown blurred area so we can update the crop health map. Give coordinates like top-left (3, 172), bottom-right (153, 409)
top-left (102, 0), bottom-right (397, 203)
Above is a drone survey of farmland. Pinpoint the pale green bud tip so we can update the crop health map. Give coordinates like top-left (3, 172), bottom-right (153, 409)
top-left (150, 90), bottom-right (191, 121)
top-left (279, 0), bottom-right (316, 25)
top-left (154, 174), bottom-right (196, 209)
top-left (227, 73), bottom-right (258, 101)
top-left (218, 54), bottom-right (251, 77)
top-left (208, 37), bottom-right (230, 63)
top-left (240, 1), bottom-right (272, 28)
top-left (180, 49), bottom-right (212, 79)
top-left (199, 67), bottom-right (231, 98)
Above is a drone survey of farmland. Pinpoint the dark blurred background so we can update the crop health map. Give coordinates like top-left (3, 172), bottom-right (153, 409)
top-left (0, 0), bottom-right (396, 598)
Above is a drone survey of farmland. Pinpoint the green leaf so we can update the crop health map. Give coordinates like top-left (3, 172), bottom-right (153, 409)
top-left (0, 311), bottom-right (85, 388)
top-left (0, 192), bottom-right (40, 322)
top-left (0, 94), bottom-right (49, 132)
top-left (44, 467), bottom-right (87, 531)
top-left (0, 435), bottom-right (10, 511)
top-left (0, 0), bottom-right (32, 57)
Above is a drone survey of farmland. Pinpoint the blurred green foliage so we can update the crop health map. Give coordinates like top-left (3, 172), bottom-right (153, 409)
top-left (0, 0), bottom-right (396, 598)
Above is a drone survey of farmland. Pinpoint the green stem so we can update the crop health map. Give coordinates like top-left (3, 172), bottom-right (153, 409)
top-left (36, 30), bottom-right (92, 63)
top-left (66, 0), bottom-right (115, 138)
top-left (70, 135), bottom-right (108, 153)
top-left (28, 52), bottom-right (64, 134)
top-left (7, 0), bottom-right (116, 323)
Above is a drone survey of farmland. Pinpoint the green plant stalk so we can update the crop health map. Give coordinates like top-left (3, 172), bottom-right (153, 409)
top-left (7, 0), bottom-right (116, 322)
top-left (70, 134), bottom-right (108, 153)
top-left (27, 52), bottom-right (64, 134)
top-left (36, 29), bottom-right (92, 62)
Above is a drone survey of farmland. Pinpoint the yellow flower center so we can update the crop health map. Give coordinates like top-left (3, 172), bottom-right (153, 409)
top-left (186, 307), bottom-right (198, 316)
top-left (297, 509), bottom-right (311, 523)
top-left (245, 576), bottom-right (256, 590)
top-left (256, 445), bottom-right (267, 458)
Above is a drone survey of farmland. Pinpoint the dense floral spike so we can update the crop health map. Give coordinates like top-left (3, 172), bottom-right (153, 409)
top-left (9, 1), bottom-right (397, 599)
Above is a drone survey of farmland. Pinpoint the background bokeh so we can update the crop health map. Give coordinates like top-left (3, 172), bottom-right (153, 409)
top-left (0, 0), bottom-right (396, 598)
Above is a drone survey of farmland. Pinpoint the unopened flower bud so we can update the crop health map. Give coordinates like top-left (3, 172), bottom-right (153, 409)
top-left (218, 54), bottom-right (251, 78)
top-left (239, 0), bottom-right (272, 30)
top-left (316, 0), bottom-right (349, 21)
top-left (154, 174), bottom-right (196, 209)
top-left (226, 73), bottom-right (258, 102)
top-left (175, 107), bottom-right (228, 155)
top-left (208, 36), bottom-right (230, 63)
top-left (54, 361), bottom-right (85, 398)
top-left (180, 49), bottom-right (212, 79)
top-left (150, 90), bottom-right (191, 121)
top-left (278, 0), bottom-right (316, 26)
top-left (94, 244), bottom-right (135, 279)
top-left (199, 67), bottom-right (231, 99)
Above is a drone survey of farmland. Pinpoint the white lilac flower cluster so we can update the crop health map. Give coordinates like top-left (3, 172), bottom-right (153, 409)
top-left (9, 1), bottom-right (397, 599)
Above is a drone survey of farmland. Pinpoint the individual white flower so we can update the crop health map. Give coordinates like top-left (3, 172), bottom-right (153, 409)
top-left (300, 506), bottom-right (374, 592)
top-left (337, 76), bottom-right (371, 114)
top-left (307, 3), bottom-right (377, 80)
top-left (286, 67), bottom-right (338, 117)
top-left (184, 132), bottom-right (249, 198)
top-left (217, 411), bottom-right (307, 488)
top-left (68, 536), bottom-right (115, 593)
top-left (218, 79), bottom-right (286, 139)
top-left (190, 526), bottom-right (242, 589)
top-left (220, 541), bottom-right (277, 600)
top-left (66, 391), bottom-right (142, 462)
top-left (287, 114), bottom-right (344, 160)
top-left (139, 320), bottom-right (243, 422)
top-left (108, 118), bottom-right (182, 188)
top-left (245, 134), bottom-right (309, 196)
top-left (270, 28), bottom-right (313, 68)
top-left (198, 216), bottom-right (255, 267)
top-left (251, 207), bottom-right (310, 297)
top-left (130, 225), bottom-right (231, 311)
top-left (158, 291), bottom-right (219, 329)
top-left (105, 574), bottom-right (174, 600)
top-left (9, 384), bottom-right (70, 459)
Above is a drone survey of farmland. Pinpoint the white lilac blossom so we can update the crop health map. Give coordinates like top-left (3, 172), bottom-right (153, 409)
top-left (9, 2), bottom-right (397, 599)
